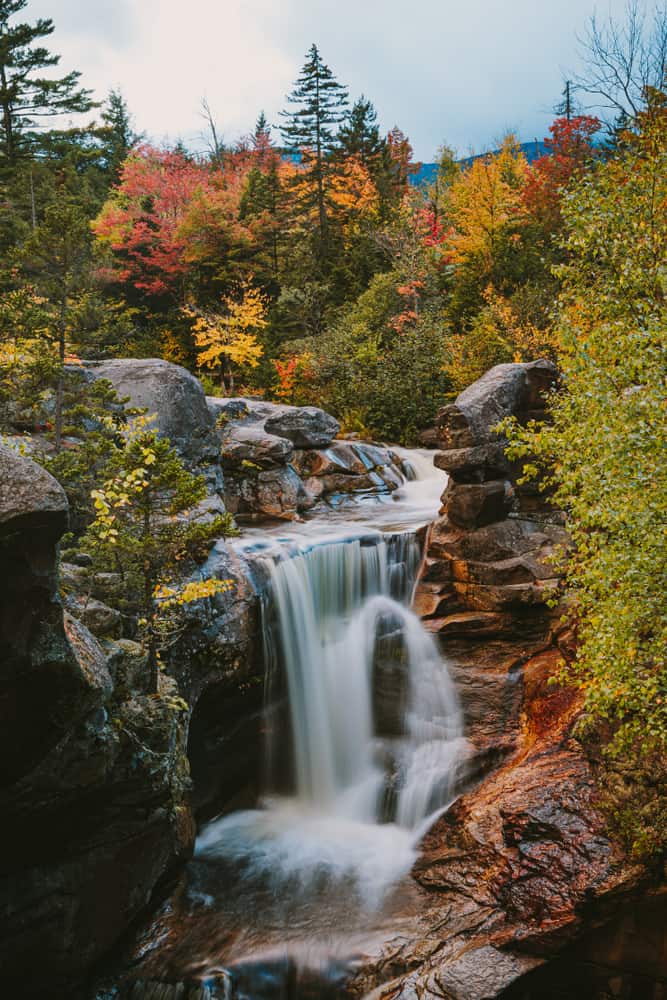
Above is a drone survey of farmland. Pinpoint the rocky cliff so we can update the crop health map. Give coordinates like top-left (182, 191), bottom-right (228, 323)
top-left (0, 360), bottom-right (409, 997)
top-left (0, 445), bottom-right (201, 997)
top-left (350, 361), bottom-right (663, 999)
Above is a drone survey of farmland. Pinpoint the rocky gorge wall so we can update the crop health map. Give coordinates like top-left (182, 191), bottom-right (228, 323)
top-left (0, 359), bottom-right (414, 998)
top-left (351, 361), bottom-right (665, 1000)
top-left (1, 357), bottom-right (664, 999)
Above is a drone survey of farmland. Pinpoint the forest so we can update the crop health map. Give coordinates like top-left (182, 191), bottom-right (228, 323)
top-left (0, 1), bottom-right (666, 995)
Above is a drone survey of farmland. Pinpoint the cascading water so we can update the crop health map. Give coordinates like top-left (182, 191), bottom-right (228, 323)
top-left (104, 451), bottom-right (464, 997)
top-left (196, 453), bottom-right (463, 910)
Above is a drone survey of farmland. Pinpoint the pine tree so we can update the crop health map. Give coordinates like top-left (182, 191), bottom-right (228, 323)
top-left (338, 96), bottom-right (385, 170)
top-left (18, 202), bottom-right (92, 451)
top-left (252, 110), bottom-right (272, 160)
top-left (0, 0), bottom-right (94, 164)
top-left (280, 44), bottom-right (348, 255)
top-left (101, 88), bottom-right (138, 179)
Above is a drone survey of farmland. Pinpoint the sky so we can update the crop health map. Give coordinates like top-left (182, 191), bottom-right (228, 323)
top-left (28, 0), bottom-right (630, 162)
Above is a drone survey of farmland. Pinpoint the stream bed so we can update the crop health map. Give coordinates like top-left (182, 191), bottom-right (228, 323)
top-left (100, 450), bottom-right (465, 999)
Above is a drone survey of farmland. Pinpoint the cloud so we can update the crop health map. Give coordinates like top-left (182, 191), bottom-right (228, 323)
top-left (35, 0), bottom-right (630, 158)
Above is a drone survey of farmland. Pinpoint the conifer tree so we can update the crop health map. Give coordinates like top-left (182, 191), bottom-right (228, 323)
top-left (0, 0), bottom-right (94, 164)
top-left (280, 44), bottom-right (348, 255)
top-left (101, 88), bottom-right (138, 179)
top-left (338, 96), bottom-right (385, 170)
top-left (18, 202), bottom-right (92, 451)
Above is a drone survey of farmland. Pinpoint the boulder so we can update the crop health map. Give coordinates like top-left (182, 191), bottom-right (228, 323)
top-left (87, 359), bottom-right (217, 463)
top-left (64, 595), bottom-right (123, 640)
top-left (264, 405), bottom-right (339, 449)
top-left (0, 442), bottom-right (68, 538)
top-left (206, 395), bottom-right (288, 426)
top-left (433, 359), bottom-right (558, 451)
top-left (442, 479), bottom-right (514, 529)
top-left (223, 464), bottom-right (305, 521)
top-left (220, 424), bottom-right (294, 470)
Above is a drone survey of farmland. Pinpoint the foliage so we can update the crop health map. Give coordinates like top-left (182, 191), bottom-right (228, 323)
top-left (445, 286), bottom-right (558, 392)
top-left (445, 135), bottom-right (528, 268)
top-left (186, 279), bottom-right (267, 392)
top-left (504, 107), bottom-right (667, 760)
top-left (306, 269), bottom-right (449, 443)
top-left (81, 419), bottom-right (237, 691)
top-left (523, 115), bottom-right (602, 232)
top-left (0, 0), bottom-right (94, 164)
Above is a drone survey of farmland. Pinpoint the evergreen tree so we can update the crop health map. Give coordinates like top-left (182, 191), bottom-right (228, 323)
top-left (338, 95), bottom-right (385, 169)
top-left (101, 88), bottom-right (138, 179)
top-left (280, 44), bottom-right (348, 255)
top-left (252, 110), bottom-right (272, 159)
top-left (0, 0), bottom-right (94, 164)
top-left (18, 202), bottom-right (92, 451)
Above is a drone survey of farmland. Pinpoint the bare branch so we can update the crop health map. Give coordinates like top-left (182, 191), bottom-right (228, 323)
top-left (573, 0), bottom-right (667, 127)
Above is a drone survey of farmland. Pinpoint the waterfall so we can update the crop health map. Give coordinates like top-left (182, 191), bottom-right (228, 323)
top-left (196, 451), bottom-right (461, 907)
top-left (255, 529), bottom-right (461, 831)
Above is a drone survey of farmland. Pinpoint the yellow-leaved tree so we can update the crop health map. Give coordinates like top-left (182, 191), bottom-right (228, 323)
top-left (446, 134), bottom-right (528, 268)
top-left (185, 281), bottom-right (267, 394)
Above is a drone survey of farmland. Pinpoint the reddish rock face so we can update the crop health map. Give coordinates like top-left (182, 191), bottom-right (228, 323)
top-left (351, 362), bottom-right (658, 1000)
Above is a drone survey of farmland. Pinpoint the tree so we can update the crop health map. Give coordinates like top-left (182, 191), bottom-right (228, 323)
top-left (446, 135), bottom-right (528, 269)
top-left (574, 0), bottom-right (667, 128)
top-left (280, 43), bottom-right (348, 256)
top-left (338, 96), bottom-right (386, 171)
top-left (523, 115), bottom-right (601, 232)
top-left (187, 280), bottom-right (267, 393)
top-left (18, 202), bottom-right (92, 450)
top-left (82, 421), bottom-right (235, 692)
top-left (505, 104), bottom-right (667, 786)
top-left (0, 0), bottom-right (94, 164)
top-left (94, 145), bottom-right (255, 307)
top-left (101, 88), bottom-right (138, 179)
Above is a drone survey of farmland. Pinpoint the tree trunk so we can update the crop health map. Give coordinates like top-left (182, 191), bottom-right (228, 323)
top-left (54, 297), bottom-right (67, 453)
top-left (143, 510), bottom-right (159, 695)
top-left (0, 63), bottom-right (15, 164)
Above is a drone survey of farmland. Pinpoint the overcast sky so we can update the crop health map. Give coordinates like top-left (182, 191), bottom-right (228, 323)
top-left (29, 0), bottom-right (629, 161)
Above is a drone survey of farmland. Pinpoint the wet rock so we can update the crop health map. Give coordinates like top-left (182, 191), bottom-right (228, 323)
top-left (264, 404), bottom-right (340, 448)
top-left (292, 441), bottom-right (367, 477)
top-left (223, 463), bottom-right (304, 521)
top-left (220, 424), bottom-right (294, 470)
top-left (87, 359), bottom-right (218, 463)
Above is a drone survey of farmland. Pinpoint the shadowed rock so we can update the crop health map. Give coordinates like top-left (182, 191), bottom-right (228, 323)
top-left (88, 358), bottom-right (218, 463)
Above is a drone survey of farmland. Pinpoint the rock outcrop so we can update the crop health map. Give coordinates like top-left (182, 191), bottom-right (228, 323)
top-left (414, 360), bottom-right (565, 639)
top-left (350, 361), bottom-right (658, 1000)
top-left (210, 396), bottom-right (406, 521)
top-left (0, 447), bottom-right (261, 998)
top-left (87, 359), bottom-right (220, 465)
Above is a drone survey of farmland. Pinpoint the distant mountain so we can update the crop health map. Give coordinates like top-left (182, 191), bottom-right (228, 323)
top-left (409, 140), bottom-right (550, 187)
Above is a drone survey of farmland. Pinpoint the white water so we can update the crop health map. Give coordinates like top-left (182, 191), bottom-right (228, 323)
top-left (196, 450), bottom-right (462, 908)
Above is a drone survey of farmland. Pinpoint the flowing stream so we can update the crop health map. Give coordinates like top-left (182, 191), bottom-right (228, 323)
top-left (122, 451), bottom-right (463, 997)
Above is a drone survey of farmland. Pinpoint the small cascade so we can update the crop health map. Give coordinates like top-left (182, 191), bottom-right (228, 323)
top-left (254, 532), bottom-right (460, 828)
top-left (197, 451), bottom-right (462, 916)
